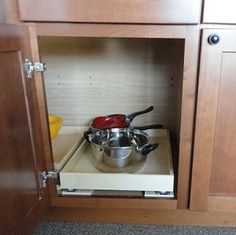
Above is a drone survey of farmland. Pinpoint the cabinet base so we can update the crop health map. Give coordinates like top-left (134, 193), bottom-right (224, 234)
top-left (43, 206), bottom-right (236, 227)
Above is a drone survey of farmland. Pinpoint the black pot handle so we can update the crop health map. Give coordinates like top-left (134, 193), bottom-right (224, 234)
top-left (141, 143), bottom-right (159, 156)
top-left (84, 129), bottom-right (93, 143)
top-left (126, 106), bottom-right (154, 124)
top-left (133, 124), bottom-right (163, 130)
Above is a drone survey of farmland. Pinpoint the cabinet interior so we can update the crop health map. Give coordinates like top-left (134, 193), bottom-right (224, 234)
top-left (39, 36), bottom-right (185, 197)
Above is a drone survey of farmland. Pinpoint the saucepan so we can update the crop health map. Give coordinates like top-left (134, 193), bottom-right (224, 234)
top-left (85, 125), bottom-right (161, 173)
top-left (84, 124), bottom-right (163, 143)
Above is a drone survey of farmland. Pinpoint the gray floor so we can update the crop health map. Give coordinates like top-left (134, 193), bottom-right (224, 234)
top-left (33, 222), bottom-right (236, 235)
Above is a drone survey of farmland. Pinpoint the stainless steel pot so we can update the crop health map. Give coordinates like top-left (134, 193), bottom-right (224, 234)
top-left (87, 128), bottom-right (159, 173)
top-left (84, 124), bottom-right (163, 143)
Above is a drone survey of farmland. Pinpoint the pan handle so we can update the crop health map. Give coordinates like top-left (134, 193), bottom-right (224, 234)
top-left (141, 143), bottom-right (159, 156)
top-left (133, 124), bottom-right (163, 131)
top-left (126, 106), bottom-right (154, 124)
top-left (84, 129), bottom-right (93, 143)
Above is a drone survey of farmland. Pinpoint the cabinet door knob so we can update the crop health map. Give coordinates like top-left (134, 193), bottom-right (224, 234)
top-left (208, 34), bottom-right (220, 45)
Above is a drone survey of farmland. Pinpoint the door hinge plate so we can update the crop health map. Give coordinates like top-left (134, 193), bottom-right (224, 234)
top-left (41, 170), bottom-right (59, 188)
top-left (25, 59), bottom-right (46, 78)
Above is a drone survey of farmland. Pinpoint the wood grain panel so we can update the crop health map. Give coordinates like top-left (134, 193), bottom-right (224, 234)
top-left (203, 0), bottom-right (236, 24)
top-left (176, 27), bottom-right (199, 209)
top-left (190, 30), bottom-right (224, 211)
top-left (44, 207), bottom-right (236, 227)
top-left (36, 24), bottom-right (187, 38)
top-left (51, 197), bottom-right (177, 210)
top-left (0, 49), bottom-right (39, 234)
top-left (0, 0), bottom-right (20, 23)
top-left (0, 24), bottom-right (48, 234)
top-left (208, 196), bottom-right (236, 212)
top-left (18, 0), bottom-right (202, 24)
top-left (209, 53), bottom-right (236, 196)
top-left (191, 29), bottom-right (236, 211)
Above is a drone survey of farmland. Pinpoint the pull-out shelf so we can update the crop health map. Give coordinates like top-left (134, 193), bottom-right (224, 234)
top-left (54, 129), bottom-right (174, 197)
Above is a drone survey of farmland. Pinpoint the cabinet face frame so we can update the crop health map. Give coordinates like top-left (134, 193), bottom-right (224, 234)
top-left (30, 23), bottom-right (199, 210)
top-left (18, 0), bottom-right (202, 24)
top-left (191, 28), bottom-right (236, 211)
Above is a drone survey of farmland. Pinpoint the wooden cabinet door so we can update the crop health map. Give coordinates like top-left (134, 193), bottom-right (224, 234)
top-left (191, 29), bottom-right (236, 211)
top-left (0, 24), bottom-right (47, 234)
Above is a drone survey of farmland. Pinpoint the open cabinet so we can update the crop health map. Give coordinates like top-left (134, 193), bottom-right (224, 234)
top-left (33, 24), bottom-right (199, 208)
top-left (41, 36), bottom-right (184, 197)
top-left (0, 23), bottom-right (199, 234)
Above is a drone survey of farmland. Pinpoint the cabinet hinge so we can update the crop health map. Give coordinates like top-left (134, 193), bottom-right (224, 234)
top-left (40, 170), bottom-right (59, 188)
top-left (24, 59), bottom-right (46, 79)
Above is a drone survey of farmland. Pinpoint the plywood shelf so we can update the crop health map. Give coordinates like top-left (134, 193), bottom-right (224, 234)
top-left (52, 127), bottom-right (85, 170)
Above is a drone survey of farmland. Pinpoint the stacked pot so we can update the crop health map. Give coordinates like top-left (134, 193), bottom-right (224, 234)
top-left (84, 106), bottom-right (162, 173)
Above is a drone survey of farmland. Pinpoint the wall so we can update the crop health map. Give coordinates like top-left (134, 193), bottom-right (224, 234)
top-left (40, 37), bottom-right (184, 146)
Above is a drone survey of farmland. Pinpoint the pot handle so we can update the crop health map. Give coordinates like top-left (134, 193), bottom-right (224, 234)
top-left (133, 124), bottom-right (163, 131)
top-left (141, 143), bottom-right (159, 156)
top-left (84, 129), bottom-right (93, 143)
top-left (126, 106), bottom-right (154, 124)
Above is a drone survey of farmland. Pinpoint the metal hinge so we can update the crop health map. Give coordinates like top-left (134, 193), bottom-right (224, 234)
top-left (24, 59), bottom-right (46, 79)
top-left (40, 170), bottom-right (59, 188)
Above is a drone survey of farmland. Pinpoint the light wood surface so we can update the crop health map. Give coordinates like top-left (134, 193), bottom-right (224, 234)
top-left (59, 130), bottom-right (174, 192)
top-left (40, 36), bottom-right (183, 137)
top-left (203, 0), bottom-right (236, 24)
top-left (18, 0), bottom-right (202, 24)
top-left (52, 131), bottom-right (83, 170)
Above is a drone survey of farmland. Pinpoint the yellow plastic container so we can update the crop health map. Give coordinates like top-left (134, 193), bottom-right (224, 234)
top-left (48, 115), bottom-right (63, 139)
